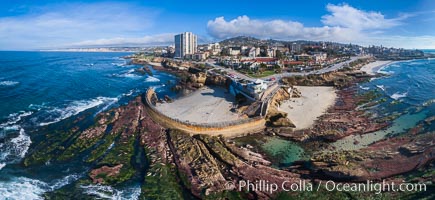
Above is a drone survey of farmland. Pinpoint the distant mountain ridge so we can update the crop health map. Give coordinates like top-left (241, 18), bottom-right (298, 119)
top-left (217, 36), bottom-right (353, 48)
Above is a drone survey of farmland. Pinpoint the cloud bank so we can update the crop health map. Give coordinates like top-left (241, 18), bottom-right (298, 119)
top-left (207, 3), bottom-right (405, 41)
top-left (0, 2), bottom-right (165, 49)
top-left (207, 3), bottom-right (434, 48)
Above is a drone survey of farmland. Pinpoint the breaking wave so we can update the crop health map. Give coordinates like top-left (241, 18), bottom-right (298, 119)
top-left (359, 86), bottom-right (369, 90)
top-left (0, 111), bottom-right (33, 129)
top-left (112, 69), bottom-right (141, 78)
top-left (0, 177), bottom-right (48, 200)
top-left (0, 81), bottom-right (19, 86)
top-left (0, 174), bottom-right (82, 199)
top-left (111, 62), bottom-right (127, 67)
top-left (49, 174), bottom-right (82, 190)
top-left (376, 85), bottom-right (385, 91)
top-left (422, 99), bottom-right (435, 107)
top-left (390, 92), bottom-right (408, 100)
top-left (145, 76), bottom-right (160, 82)
top-left (80, 184), bottom-right (141, 200)
top-left (38, 97), bottom-right (118, 126)
top-left (0, 128), bottom-right (31, 169)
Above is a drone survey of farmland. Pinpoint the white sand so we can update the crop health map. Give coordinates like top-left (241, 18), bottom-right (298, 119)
top-left (278, 86), bottom-right (337, 130)
top-left (155, 86), bottom-right (241, 124)
top-left (360, 61), bottom-right (394, 75)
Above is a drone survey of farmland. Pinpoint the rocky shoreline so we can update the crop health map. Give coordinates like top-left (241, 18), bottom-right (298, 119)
top-left (23, 56), bottom-right (433, 199)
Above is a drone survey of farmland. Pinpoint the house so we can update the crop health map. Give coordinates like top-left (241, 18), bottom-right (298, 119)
top-left (232, 78), bottom-right (268, 100)
top-left (312, 52), bottom-right (327, 63)
top-left (294, 54), bottom-right (313, 62)
top-left (229, 47), bottom-right (241, 56)
top-left (241, 57), bottom-right (281, 70)
top-left (221, 57), bottom-right (240, 68)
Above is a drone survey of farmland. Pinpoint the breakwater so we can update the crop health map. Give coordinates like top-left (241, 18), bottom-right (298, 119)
top-left (143, 88), bottom-right (266, 137)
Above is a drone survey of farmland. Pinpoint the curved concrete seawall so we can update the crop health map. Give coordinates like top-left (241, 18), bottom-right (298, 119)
top-left (143, 88), bottom-right (266, 137)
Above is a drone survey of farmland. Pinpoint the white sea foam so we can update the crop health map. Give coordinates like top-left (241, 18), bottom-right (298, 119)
top-left (0, 111), bottom-right (33, 129)
top-left (376, 85), bottom-right (385, 91)
top-left (359, 86), bottom-right (369, 90)
top-left (0, 177), bottom-right (49, 200)
top-left (0, 128), bottom-right (31, 164)
top-left (390, 92), bottom-right (408, 100)
top-left (80, 185), bottom-right (123, 199)
top-left (145, 76), bottom-right (160, 82)
top-left (12, 128), bottom-right (31, 158)
top-left (39, 97), bottom-right (118, 126)
top-left (112, 62), bottom-right (126, 67)
top-left (377, 68), bottom-right (394, 75)
top-left (422, 99), bottom-right (435, 107)
top-left (0, 81), bottom-right (19, 86)
top-left (123, 89), bottom-right (135, 97)
top-left (50, 174), bottom-right (82, 190)
top-left (375, 64), bottom-right (395, 75)
top-left (152, 85), bottom-right (165, 92)
top-left (80, 184), bottom-right (141, 200)
top-left (123, 73), bottom-right (141, 78)
top-left (0, 173), bottom-right (84, 199)
top-left (0, 163), bottom-right (5, 170)
top-left (113, 69), bottom-right (141, 78)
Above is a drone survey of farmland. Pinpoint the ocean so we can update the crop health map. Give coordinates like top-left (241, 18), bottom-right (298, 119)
top-left (0, 51), bottom-right (177, 199)
top-left (0, 51), bottom-right (434, 198)
top-left (333, 57), bottom-right (435, 150)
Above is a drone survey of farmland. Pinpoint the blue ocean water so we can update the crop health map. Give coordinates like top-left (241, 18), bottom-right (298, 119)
top-left (0, 51), bottom-right (177, 198)
top-left (361, 58), bottom-right (434, 118)
top-left (333, 58), bottom-right (435, 150)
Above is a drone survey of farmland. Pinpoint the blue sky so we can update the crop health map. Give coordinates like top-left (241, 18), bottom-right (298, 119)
top-left (0, 0), bottom-right (434, 50)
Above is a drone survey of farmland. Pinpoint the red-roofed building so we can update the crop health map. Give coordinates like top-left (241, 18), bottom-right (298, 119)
top-left (282, 61), bottom-right (304, 66)
top-left (240, 57), bottom-right (281, 69)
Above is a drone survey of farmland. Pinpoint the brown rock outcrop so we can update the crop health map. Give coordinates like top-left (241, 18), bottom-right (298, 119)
top-left (89, 164), bottom-right (123, 184)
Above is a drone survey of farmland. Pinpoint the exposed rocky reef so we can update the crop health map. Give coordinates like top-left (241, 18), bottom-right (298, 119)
top-left (311, 133), bottom-right (434, 181)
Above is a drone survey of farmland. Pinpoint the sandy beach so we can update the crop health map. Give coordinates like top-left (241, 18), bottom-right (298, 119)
top-left (278, 86), bottom-right (337, 130)
top-left (360, 60), bottom-right (394, 75)
top-left (155, 86), bottom-right (241, 124)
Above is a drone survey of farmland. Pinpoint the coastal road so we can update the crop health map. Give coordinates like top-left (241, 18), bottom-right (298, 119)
top-left (204, 61), bottom-right (256, 81)
top-left (261, 55), bottom-right (368, 80)
top-left (204, 55), bottom-right (368, 82)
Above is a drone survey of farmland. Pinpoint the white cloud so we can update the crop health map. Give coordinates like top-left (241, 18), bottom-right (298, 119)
top-left (206, 3), bottom-right (433, 48)
top-left (321, 3), bottom-right (405, 30)
top-left (0, 2), bottom-right (160, 49)
top-left (207, 15), bottom-right (362, 42)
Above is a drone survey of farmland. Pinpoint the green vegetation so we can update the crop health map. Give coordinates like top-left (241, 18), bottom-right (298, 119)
top-left (348, 58), bottom-right (370, 68)
top-left (141, 163), bottom-right (184, 199)
top-left (24, 129), bottom-right (82, 166)
top-left (357, 90), bottom-right (382, 106)
top-left (85, 130), bottom-right (120, 163)
top-left (95, 133), bottom-right (137, 184)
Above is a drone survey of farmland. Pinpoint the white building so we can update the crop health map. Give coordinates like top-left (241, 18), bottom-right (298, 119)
top-left (313, 52), bottom-right (327, 63)
top-left (229, 47), bottom-right (241, 56)
top-left (248, 47), bottom-right (261, 58)
top-left (174, 32), bottom-right (197, 58)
